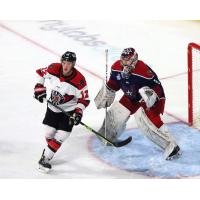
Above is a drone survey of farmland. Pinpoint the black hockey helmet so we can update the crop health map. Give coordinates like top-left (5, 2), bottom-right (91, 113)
top-left (61, 51), bottom-right (77, 63)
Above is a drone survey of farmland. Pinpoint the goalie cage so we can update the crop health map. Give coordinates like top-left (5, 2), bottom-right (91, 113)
top-left (188, 42), bottom-right (200, 128)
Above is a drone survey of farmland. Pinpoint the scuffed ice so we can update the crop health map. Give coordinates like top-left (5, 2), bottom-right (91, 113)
top-left (91, 123), bottom-right (200, 178)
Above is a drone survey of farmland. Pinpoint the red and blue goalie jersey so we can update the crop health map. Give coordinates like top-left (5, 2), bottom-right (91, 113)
top-left (107, 60), bottom-right (165, 102)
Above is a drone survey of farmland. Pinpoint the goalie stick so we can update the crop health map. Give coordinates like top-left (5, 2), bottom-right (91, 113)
top-left (104, 49), bottom-right (108, 144)
top-left (45, 99), bottom-right (132, 147)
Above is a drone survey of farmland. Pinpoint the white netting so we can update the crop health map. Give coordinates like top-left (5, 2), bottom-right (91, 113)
top-left (191, 45), bottom-right (200, 128)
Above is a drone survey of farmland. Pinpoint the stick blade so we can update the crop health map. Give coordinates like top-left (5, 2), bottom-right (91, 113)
top-left (113, 136), bottom-right (132, 147)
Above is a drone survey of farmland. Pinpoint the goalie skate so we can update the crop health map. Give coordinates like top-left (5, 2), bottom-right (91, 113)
top-left (38, 149), bottom-right (52, 173)
top-left (166, 145), bottom-right (182, 160)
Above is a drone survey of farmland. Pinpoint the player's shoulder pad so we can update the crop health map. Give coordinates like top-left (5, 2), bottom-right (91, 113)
top-left (132, 60), bottom-right (154, 79)
top-left (47, 63), bottom-right (62, 76)
top-left (70, 68), bottom-right (87, 90)
top-left (111, 60), bottom-right (123, 72)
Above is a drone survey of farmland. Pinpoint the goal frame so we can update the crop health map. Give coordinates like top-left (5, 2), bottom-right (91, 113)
top-left (188, 42), bottom-right (200, 126)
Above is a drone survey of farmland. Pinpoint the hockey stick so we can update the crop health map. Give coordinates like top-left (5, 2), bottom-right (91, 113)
top-left (104, 49), bottom-right (108, 145)
top-left (44, 99), bottom-right (132, 147)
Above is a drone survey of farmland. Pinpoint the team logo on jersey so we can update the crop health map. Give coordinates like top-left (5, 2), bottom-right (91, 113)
top-left (126, 90), bottom-right (133, 96)
top-left (122, 85), bottom-right (137, 99)
top-left (50, 90), bottom-right (65, 105)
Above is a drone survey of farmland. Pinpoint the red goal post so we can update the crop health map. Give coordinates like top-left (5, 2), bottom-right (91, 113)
top-left (188, 42), bottom-right (200, 127)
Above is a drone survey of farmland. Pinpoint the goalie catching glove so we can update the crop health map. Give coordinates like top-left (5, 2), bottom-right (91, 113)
top-left (94, 83), bottom-right (115, 109)
top-left (139, 86), bottom-right (158, 108)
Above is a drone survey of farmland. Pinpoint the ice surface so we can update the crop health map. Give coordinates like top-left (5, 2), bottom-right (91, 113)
top-left (91, 123), bottom-right (200, 178)
top-left (0, 20), bottom-right (200, 178)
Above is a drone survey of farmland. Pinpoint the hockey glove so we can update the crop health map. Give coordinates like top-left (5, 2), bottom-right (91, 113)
top-left (139, 86), bottom-right (158, 108)
top-left (34, 83), bottom-right (47, 103)
top-left (70, 108), bottom-right (83, 126)
top-left (94, 84), bottom-right (115, 109)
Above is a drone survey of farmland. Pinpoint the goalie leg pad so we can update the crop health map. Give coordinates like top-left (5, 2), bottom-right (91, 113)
top-left (98, 101), bottom-right (131, 142)
top-left (159, 125), bottom-right (181, 160)
top-left (134, 107), bottom-right (178, 159)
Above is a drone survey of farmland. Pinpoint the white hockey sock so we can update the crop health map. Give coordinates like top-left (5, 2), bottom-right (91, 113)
top-left (44, 146), bottom-right (55, 161)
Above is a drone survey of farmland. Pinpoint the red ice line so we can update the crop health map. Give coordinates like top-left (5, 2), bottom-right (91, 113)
top-left (0, 22), bottom-right (188, 124)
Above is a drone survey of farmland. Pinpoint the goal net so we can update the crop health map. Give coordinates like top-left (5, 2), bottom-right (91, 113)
top-left (188, 43), bottom-right (200, 128)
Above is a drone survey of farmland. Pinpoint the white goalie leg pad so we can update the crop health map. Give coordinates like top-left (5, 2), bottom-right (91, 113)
top-left (134, 107), bottom-right (177, 159)
top-left (98, 101), bottom-right (131, 141)
top-left (94, 82), bottom-right (115, 109)
top-left (159, 125), bottom-right (179, 160)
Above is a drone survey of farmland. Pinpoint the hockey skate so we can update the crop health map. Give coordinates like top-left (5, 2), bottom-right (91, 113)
top-left (166, 145), bottom-right (181, 160)
top-left (38, 149), bottom-right (52, 173)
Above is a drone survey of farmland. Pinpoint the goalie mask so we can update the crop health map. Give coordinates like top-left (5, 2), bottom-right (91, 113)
top-left (120, 47), bottom-right (138, 74)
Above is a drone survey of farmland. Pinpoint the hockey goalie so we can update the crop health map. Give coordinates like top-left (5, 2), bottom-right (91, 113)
top-left (94, 47), bottom-right (181, 160)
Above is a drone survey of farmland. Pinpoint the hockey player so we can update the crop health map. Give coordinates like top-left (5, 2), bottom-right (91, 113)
top-left (94, 47), bottom-right (181, 160)
top-left (34, 51), bottom-right (90, 172)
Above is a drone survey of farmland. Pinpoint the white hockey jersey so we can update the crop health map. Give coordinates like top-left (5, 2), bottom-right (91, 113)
top-left (36, 63), bottom-right (90, 113)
